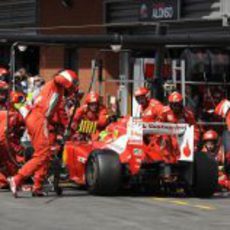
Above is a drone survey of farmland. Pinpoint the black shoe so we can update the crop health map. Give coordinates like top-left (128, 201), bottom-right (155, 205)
top-left (32, 190), bottom-right (47, 197)
top-left (0, 185), bottom-right (9, 190)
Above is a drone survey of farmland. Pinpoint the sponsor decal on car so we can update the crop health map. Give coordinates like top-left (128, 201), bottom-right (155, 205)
top-left (77, 156), bottom-right (86, 164)
top-left (133, 148), bottom-right (143, 156)
top-left (105, 135), bottom-right (128, 154)
top-left (127, 117), bottom-right (143, 145)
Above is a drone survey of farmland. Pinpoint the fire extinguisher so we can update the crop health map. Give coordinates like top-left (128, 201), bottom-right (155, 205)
top-left (144, 59), bottom-right (155, 80)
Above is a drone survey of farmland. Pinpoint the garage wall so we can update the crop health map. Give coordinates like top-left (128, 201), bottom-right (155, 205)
top-left (0, 0), bottom-right (37, 32)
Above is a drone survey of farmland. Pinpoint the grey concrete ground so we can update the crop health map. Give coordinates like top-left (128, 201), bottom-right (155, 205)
top-left (0, 189), bottom-right (230, 230)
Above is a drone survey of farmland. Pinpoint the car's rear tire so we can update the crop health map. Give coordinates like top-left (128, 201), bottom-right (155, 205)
top-left (86, 149), bottom-right (121, 195)
top-left (223, 131), bottom-right (230, 174)
top-left (193, 152), bottom-right (218, 198)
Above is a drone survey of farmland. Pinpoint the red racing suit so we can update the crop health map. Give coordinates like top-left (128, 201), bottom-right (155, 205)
top-left (99, 116), bottom-right (130, 142)
top-left (73, 104), bottom-right (109, 139)
top-left (226, 111), bottom-right (230, 131)
top-left (225, 111), bottom-right (230, 174)
top-left (198, 85), bottom-right (225, 132)
top-left (139, 98), bottom-right (164, 149)
top-left (149, 106), bottom-right (200, 163)
top-left (158, 106), bottom-right (200, 145)
top-left (0, 111), bottom-right (24, 188)
top-left (200, 86), bottom-right (225, 113)
top-left (14, 79), bottom-right (67, 192)
top-left (48, 98), bottom-right (69, 143)
top-left (140, 98), bottom-right (163, 122)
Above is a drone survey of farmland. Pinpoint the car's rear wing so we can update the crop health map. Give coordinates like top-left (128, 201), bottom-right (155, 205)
top-left (127, 118), bottom-right (194, 162)
top-left (142, 122), bottom-right (187, 135)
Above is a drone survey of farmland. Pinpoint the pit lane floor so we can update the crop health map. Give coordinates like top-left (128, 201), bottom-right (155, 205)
top-left (0, 189), bottom-right (230, 230)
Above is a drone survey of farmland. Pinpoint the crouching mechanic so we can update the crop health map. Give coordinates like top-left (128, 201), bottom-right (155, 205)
top-left (72, 91), bottom-right (109, 140)
top-left (0, 92), bottom-right (25, 189)
top-left (201, 130), bottom-right (224, 162)
top-left (8, 69), bottom-right (79, 197)
top-left (201, 130), bottom-right (230, 191)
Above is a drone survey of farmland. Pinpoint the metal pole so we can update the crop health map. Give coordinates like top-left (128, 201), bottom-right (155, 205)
top-left (118, 51), bottom-right (129, 116)
top-left (10, 42), bottom-right (18, 91)
top-left (5, 33), bottom-right (230, 47)
top-left (153, 24), bottom-right (166, 100)
top-left (181, 60), bottom-right (186, 106)
top-left (88, 59), bottom-right (97, 93)
top-left (172, 60), bottom-right (177, 85)
top-left (97, 59), bottom-right (103, 96)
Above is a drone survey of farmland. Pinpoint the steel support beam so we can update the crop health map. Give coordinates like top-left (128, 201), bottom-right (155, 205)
top-left (1, 33), bottom-right (230, 47)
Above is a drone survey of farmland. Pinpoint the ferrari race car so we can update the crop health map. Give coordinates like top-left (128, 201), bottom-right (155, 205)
top-left (58, 117), bottom-right (218, 197)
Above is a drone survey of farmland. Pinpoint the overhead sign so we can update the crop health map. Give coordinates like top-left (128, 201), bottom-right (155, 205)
top-left (139, 0), bottom-right (180, 21)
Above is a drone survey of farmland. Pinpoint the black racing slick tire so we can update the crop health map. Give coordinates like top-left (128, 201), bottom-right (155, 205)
top-left (193, 152), bottom-right (218, 198)
top-left (86, 149), bottom-right (121, 195)
top-left (223, 131), bottom-right (230, 174)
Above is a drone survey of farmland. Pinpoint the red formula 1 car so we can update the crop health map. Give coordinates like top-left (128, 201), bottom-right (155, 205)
top-left (58, 117), bottom-right (218, 197)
